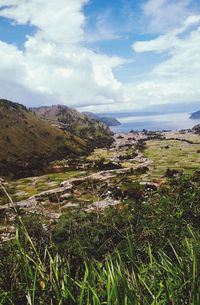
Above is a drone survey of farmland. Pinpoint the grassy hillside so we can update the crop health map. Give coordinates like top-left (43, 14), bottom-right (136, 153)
top-left (83, 111), bottom-right (121, 126)
top-left (0, 100), bottom-right (86, 177)
top-left (31, 105), bottom-right (113, 148)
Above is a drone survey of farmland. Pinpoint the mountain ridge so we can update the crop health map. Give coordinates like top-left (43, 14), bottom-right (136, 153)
top-left (0, 100), bottom-right (112, 178)
top-left (30, 105), bottom-right (113, 148)
top-left (82, 111), bottom-right (121, 126)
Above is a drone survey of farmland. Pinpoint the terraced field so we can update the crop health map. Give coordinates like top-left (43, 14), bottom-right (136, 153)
top-left (1, 171), bottom-right (84, 204)
top-left (144, 138), bottom-right (200, 179)
top-left (1, 130), bottom-right (200, 212)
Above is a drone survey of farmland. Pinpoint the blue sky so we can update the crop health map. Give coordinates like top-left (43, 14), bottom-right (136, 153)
top-left (0, 0), bottom-right (200, 112)
top-left (0, 16), bottom-right (35, 47)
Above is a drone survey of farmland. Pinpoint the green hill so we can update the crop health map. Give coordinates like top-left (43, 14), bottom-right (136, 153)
top-left (82, 111), bottom-right (121, 126)
top-left (99, 116), bottom-right (121, 126)
top-left (30, 105), bottom-right (113, 148)
top-left (0, 100), bottom-right (86, 177)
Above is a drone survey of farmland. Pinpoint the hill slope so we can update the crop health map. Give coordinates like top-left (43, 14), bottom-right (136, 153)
top-left (99, 117), bottom-right (121, 127)
top-left (82, 111), bottom-right (121, 126)
top-left (31, 105), bottom-right (113, 148)
top-left (190, 110), bottom-right (200, 119)
top-left (0, 100), bottom-right (86, 177)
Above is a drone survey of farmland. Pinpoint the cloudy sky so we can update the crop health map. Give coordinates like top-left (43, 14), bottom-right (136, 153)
top-left (0, 0), bottom-right (200, 112)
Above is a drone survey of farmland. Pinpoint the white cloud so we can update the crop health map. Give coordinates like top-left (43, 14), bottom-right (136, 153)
top-left (0, 0), bottom-right (200, 113)
top-left (0, 0), bottom-right (125, 108)
top-left (122, 14), bottom-right (200, 111)
top-left (85, 10), bottom-right (121, 42)
top-left (133, 15), bottom-right (200, 53)
top-left (142, 0), bottom-right (195, 33)
top-left (0, 0), bottom-right (88, 43)
top-left (88, 11), bottom-right (200, 113)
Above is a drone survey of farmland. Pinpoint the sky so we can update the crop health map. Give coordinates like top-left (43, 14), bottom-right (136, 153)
top-left (0, 0), bottom-right (200, 112)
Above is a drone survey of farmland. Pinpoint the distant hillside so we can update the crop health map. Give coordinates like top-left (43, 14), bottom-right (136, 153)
top-left (31, 105), bottom-right (113, 148)
top-left (192, 124), bottom-right (200, 134)
top-left (82, 112), bottom-right (121, 126)
top-left (0, 100), bottom-right (86, 177)
top-left (190, 110), bottom-right (200, 119)
top-left (82, 112), bottom-right (99, 120)
top-left (99, 117), bottom-right (121, 126)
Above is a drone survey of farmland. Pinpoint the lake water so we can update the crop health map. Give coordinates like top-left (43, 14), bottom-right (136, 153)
top-left (110, 112), bottom-right (200, 133)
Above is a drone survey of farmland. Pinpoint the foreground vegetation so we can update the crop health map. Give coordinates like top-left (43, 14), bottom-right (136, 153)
top-left (1, 173), bottom-right (200, 304)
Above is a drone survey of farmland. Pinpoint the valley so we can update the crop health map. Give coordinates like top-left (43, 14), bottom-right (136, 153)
top-left (1, 128), bottom-right (200, 240)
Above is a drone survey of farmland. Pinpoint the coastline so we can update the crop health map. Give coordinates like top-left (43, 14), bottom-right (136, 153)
top-left (110, 112), bottom-right (200, 133)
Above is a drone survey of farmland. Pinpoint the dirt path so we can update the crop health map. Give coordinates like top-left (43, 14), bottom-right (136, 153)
top-left (0, 132), bottom-right (152, 213)
top-left (0, 156), bottom-right (151, 212)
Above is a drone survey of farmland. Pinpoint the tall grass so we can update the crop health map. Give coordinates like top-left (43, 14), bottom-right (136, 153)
top-left (1, 176), bottom-right (200, 304)
top-left (0, 224), bottom-right (200, 305)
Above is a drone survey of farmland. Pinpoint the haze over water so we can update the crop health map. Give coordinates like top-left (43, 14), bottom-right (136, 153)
top-left (110, 112), bottom-right (200, 133)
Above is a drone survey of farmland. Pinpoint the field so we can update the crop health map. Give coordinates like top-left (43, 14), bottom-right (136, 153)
top-left (144, 138), bottom-right (200, 180)
top-left (2, 130), bottom-right (200, 206)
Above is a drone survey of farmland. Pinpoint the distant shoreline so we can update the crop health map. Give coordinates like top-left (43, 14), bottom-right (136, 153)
top-left (110, 112), bottom-right (200, 133)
